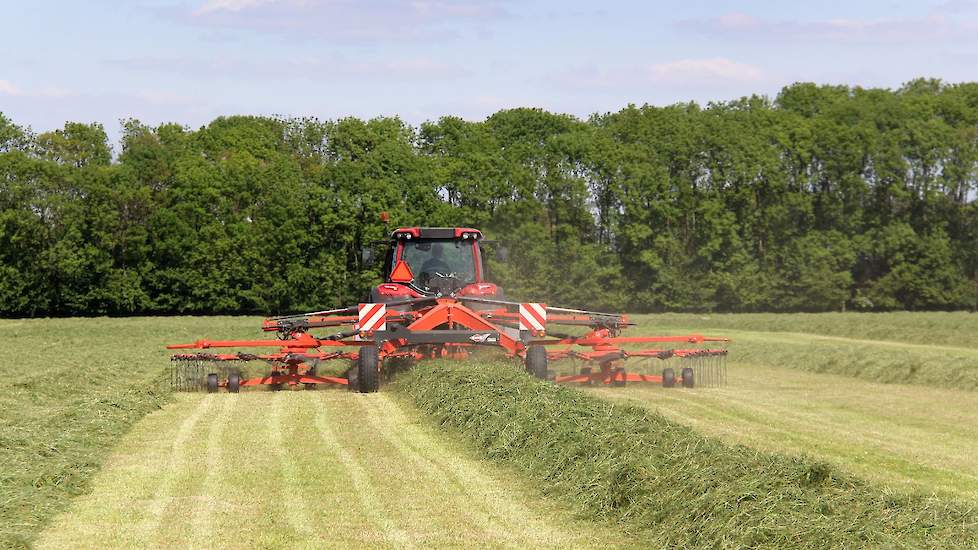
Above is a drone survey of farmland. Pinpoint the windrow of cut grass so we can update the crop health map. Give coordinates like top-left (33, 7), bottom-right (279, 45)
top-left (394, 360), bottom-right (978, 548)
top-left (629, 316), bottom-right (978, 391)
top-left (634, 311), bottom-right (978, 349)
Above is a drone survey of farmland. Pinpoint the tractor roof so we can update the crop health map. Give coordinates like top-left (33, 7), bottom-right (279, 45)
top-left (390, 227), bottom-right (483, 240)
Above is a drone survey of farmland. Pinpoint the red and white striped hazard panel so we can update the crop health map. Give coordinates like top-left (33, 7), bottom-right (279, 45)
top-left (358, 303), bottom-right (387, 332)
top-left (518, 303), bottom-right (547, 333)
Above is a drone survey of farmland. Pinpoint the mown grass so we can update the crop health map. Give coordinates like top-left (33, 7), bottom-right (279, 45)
top-left (36, 391), bottom-right (630, 548)
top-left (634, 311), bottom-right (978, 349)
top-left (395, 360), bottom-right (978, 548)
top-left (0, 317), bottom-right (263, 548)
top-left (592, 363), bottom-right (978, 502)
top-left (630, 314), bottom-right (978, 390)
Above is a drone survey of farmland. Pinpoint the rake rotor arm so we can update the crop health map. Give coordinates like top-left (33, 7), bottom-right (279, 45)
top-left (171, 351), bottom-right (354, 362)
top-left (455, 296), bottom-right (633, 327)
top-left (166, 335), bottom-right (347, 351)
top-left (262, 297), bottom-right (440, 332)
top-left (267, 306), bottom-right (358, 321)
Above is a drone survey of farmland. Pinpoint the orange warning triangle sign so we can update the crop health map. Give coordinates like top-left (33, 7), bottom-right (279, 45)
top-left (390, 260), bottom-right (414, 283)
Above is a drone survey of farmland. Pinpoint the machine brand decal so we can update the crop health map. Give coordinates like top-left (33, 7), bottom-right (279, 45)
top-left (469, 333), bottom-right (497, 343)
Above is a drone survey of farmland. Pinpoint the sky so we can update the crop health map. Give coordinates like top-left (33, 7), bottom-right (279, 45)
top-left (2, 0), bottom-right (978, 144)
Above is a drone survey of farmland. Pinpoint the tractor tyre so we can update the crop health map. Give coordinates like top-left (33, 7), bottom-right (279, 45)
top-left (681, 367), bottom-right (695, 388)
top-left (662, 368), bottom-right (676, 388)
top-left (525, 346), bottom-right (548, 379)
top-left (227, 372), bottom-right (240, 393)
top-left (611, 367), bottom-right (626, 387)
top-left (206, 373), bottom-right (219, 393)
top-left (357, 346), bottom-right (381, 393)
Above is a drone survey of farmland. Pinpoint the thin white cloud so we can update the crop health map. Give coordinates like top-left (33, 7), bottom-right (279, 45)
top-left (0, 80), bottom-right (20, 96)
top-left (178, 0), bottom-right (508, 42)
top-left (679, 11), bottom-right (978, 44)
top-left (107, 55), bottom-right (469, 80)
top-left (649, 58), bottom-right (763, 84)
top-left (194, 0), bottom-right (282, 15)
top-left (553, 57), bottom-right (765, 91)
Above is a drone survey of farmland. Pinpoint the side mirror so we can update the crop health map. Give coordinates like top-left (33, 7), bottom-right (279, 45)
top-left (361, 246), bottom-right (376, 266)
top-left (495, 245), bottom-right (509, 262)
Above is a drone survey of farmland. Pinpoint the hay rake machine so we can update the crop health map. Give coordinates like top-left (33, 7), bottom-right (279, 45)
top-left (167, 227), bottom-right (729, 392)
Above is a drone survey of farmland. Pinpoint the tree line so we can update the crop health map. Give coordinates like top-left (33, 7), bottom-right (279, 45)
top-left (1, 79), bottom-right (976, 316)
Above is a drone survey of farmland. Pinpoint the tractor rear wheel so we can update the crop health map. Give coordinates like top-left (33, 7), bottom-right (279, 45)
top-left (227, 372), bottom-right (240, 393)
top-left (681, 367), bottom-right (695, 388)
top-left (662, 368), bottom-right (676, 388)
top-left (357, 346), bottom-right (381, 393)
top-left (206, 373), bottom-right (218, 393)
top-left (525, 346), bottom-right (548, 379)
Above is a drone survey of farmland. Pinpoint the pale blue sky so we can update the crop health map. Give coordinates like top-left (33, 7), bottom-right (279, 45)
top-left (2, 0), bottom-right (978, 143)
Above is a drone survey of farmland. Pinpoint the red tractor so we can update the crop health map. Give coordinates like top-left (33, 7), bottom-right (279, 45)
top-left (168, 227), bottom-right (728, 392)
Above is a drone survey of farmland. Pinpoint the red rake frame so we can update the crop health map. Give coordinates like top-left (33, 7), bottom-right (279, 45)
top-left (166, 296), bottom-right (729, 392)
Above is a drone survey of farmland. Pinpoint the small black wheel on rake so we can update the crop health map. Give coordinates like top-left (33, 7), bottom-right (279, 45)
top-left (681, 367), bottom-right (695, 388)
top-left (227, 372), bottom-right (240, 393)
top-left (304, 365), bottom-right (318, 390)
top-left (662, 368), bottom-right (676, 388)
top-left (525, 346), bottom-right (548, 379)
top-left (611, 367), bottom-right (626, 387)
top-left (346, 367), bottom-right (360, 391)
top-left (206, 373), bottom-right (219, 393)
top-left (357, 346), bottom-right (381, 393)
top-left (580, 366), bottom-right (593, 385)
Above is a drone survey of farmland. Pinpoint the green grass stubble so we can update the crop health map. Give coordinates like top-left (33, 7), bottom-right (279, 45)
top-left (0, 317), bottom-right (261, 548)
top-left (35, 391), bottom-right (630, 549)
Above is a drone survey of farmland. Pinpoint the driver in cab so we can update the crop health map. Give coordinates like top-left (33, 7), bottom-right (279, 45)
top-left (420, 244), bottom-right (451, 279)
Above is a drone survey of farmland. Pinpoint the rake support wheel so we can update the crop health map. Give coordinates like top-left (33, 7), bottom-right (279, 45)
top-left (681, 366), bottom-right (695, 388)
top-left (611, 367), bottom-right (626, 387)
top-left (227, 372), bottom-right (240, 393)
top-left (357, 346), bottom-right (381, 393)
top-left (580, 366), bottom-right (592, 385)
top-left (525, 346), bottom-right (548, 379)
top-left (662, 368), bottom-right (676, 388)
top-left (206, 373), bottom-right (218, 393)
top-left (346, 367), bottom-right (360, 391)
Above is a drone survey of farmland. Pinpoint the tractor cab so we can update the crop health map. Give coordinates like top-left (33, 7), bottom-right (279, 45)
top-left (369, 227), bottom-right (504, 302)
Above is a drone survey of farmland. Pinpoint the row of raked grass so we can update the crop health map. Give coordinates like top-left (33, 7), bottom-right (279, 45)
top-left (629, 315), bottom-right (978, 390)
top-left (393, 360), bottom-right (978, 548)
top-left (633, 311), bottom-right (978, 349)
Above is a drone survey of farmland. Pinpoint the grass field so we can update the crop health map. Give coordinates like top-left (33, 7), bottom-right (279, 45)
top-left (582, 314), bottom-right (978, 501)
top-left (0, 317), bottom-right (258, 548)
top-left (34, 391), bottom-right (628, 549)
top-left (592, 363), bottom-right (978, 502)
top-left (630, 313), bottom-right (978, 389)
top-left (634, 311), bottom-right (978, 349)
top-left (399, 361), bottom-right (978, 548)
top-left (3, 313), bottom-right (978, 548)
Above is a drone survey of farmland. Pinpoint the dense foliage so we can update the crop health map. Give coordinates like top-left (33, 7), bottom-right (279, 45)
top-left (2, 79), bottom-right (977, 315)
